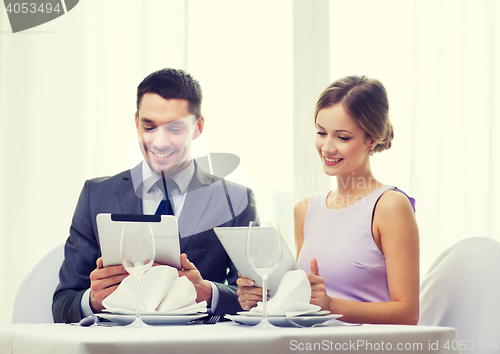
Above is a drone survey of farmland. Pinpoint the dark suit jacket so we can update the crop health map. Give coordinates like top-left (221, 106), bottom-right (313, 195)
top-left (52, 162), bottom-right (257, 323)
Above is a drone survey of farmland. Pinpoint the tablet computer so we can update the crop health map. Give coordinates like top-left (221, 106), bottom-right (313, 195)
top-left (96, 213), bottom-right (181, 269)
top-left (214, 226), bottom-right (299, 297)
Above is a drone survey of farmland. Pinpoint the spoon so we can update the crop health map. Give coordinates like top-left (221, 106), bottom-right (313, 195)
top-left (76, 315), bottom-right (98, 327)
top-left (285, 318), bottom-right (361, 328)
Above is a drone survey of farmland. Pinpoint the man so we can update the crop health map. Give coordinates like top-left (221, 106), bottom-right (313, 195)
top-left (53, 68), bottom-right (257, 323)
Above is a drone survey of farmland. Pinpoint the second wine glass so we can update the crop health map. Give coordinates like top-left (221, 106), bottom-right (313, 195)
top-left (120, 223), bottom-right (155, 328)
top-left (246, 221), bottom-right (282, 329)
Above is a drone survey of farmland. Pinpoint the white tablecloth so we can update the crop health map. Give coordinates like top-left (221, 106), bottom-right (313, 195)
top-left (0, 322), bottom-right (460, 354)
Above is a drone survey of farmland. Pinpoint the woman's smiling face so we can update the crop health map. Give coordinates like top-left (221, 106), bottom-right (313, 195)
top-left (315, 103), bottom-right (375, 178)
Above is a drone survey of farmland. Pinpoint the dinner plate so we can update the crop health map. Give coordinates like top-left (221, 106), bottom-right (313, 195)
top-left (103, 308), bottom-right (207, 316)
top-left (98, 313), bottom-right (207, 326)
top-left (236, 310), bottom-right (331, 317)
top-left (226, 314), bottom-right (342, 327)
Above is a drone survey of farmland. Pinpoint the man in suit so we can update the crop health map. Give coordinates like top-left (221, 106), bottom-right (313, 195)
top-left (53, 68), bottom-right (257, 323)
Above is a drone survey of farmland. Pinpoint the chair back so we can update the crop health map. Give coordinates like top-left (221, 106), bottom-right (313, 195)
top-left (419, 237), bottom-right (500, 353)
top-left (12, 244), bottom-right (64, 323)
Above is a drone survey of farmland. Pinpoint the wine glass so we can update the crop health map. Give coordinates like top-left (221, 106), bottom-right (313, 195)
top-left (246, 221), bottom-right (282, 328)
top-left (120, 223), bottom-right (155, 328)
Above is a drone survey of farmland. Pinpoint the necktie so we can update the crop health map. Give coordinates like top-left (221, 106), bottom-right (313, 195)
top-left (155, 177), bottom-right (175, 216)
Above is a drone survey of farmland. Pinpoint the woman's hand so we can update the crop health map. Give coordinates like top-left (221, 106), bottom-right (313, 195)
top-left (236, 276), bottom-right (265, 310)
top-left (307, 258), bottom-right (332, 311)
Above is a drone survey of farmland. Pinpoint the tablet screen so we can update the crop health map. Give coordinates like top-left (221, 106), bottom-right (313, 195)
top-left (96, 213), bottom-right (181, 269)
top-left (214, 227), bottom-right (299, 297)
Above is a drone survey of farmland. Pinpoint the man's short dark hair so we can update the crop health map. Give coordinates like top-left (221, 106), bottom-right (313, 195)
top-left (137, 68), bottom-right (203, 118)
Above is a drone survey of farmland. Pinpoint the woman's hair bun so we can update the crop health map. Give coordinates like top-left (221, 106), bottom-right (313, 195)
top-left (374, 121), bottom-right (394, 153)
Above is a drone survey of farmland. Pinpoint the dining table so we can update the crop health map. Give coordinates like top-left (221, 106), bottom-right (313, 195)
top-left (0, 319), bottom-right (461, 354)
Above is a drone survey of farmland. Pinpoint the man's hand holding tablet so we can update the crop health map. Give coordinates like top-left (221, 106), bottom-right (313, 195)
top-left (89, 257), bottom-right (128, 312)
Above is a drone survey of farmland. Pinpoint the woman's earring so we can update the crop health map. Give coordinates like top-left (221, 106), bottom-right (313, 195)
top-left (369, 148), bottom-right (374, 156)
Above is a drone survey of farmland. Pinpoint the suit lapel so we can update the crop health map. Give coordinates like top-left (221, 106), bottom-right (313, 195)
top-left (117, 166), bottom-right (143, 214)
top-left (178, 162), bottom-right (213, 252)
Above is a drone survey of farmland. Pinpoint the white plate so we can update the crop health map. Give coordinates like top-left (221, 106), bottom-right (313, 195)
top-left (226, 314), bottom-right (342, 327)
top-left (236, 310), bottom-right (331, 317)
top-left (104, 308), bottom-right (207, 316)
top-left (98, 313), bottom-right (206, 326)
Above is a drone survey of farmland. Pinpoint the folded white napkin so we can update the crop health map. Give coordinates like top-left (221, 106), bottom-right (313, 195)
top-left (102, 265), bottom-right (207, 314)
top-left (249, 269), bottom-right (321, 317)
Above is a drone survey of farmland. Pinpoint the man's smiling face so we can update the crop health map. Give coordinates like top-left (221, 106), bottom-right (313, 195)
top-left (135, 93), bottom-right (204, 177)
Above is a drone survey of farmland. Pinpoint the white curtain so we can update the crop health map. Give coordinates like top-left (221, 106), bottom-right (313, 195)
top-left (411, 0), bottom-right (500, 274)
top-left (1, 0), bottom-right (498, 325)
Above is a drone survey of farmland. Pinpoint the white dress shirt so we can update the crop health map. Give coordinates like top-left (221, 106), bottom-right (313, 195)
top-left (140, 159), bottom-right (193, 217)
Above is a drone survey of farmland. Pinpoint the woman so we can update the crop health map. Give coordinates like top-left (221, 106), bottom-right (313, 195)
top-left (237, 76), bottom-right (419, 325)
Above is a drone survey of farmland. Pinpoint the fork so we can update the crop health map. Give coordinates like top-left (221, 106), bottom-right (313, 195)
top-left (205, 315), bottom-right (220, 324)
top-left (187, 314), bottom-right (221, 325)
